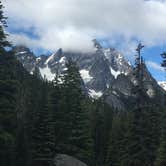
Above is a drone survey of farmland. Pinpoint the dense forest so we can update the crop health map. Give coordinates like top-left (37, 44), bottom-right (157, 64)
top-left (0, 1), bottom-right (166, 166)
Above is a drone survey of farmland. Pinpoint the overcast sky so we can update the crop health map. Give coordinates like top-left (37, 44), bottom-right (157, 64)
top-left (2, 0), bottom-right (166, 81)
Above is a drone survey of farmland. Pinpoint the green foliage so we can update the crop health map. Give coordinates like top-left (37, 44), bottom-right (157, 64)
top-left (161, 52), bottom-right (166, 70)
top-left (51, 60), bottom-right (93, 163)
top-left (106, 111), bottom-right (129, 166)
top-left (155, 136), bottom-right (166, 166)
top-left (0, 1), bottom-right (10, 52)
top-left (121, 107), bottom-right (160, 166)
top-left (91, 100), bottom-right (113, 166)
top-left (31, 82), bottom-right (55, 165)
top-left (155, 109), bottom-right (166, 166)
top-left (0, 52), bottom-right (20, 166)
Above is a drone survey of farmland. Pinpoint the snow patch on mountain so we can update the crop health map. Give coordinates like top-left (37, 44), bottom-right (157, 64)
top-left (45, 53), bottom-right (56, 65)
top-left (63, 67), bottom-right (68, 71)
top-left (103, 48), bottom-right (131, 79)
top-left (59, 56), bottom-right (66, 63)
top-left (39, 66), bottom-right (55, 81)
top-left (110, 67), bottom-right (121, 79)
top-left (88, 89), bottom-right (103, 99)
top-left (15, 51), bottom-right (27, 55)
top-left (147, 88), bottom-right (155, 97)
top-left (30, 71), bottom-right (33, 75)
top-left (158, 81), bottom-right (166, 91)
top-left (79, 69), bottom-right (93, 83)
top-left (117, 53), bottom-right (124, 65)
top-left (36, 57), bottom-right (41, 62)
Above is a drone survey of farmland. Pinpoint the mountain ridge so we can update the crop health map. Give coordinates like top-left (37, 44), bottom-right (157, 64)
top-left (12, 41), bottom-right (165, 110)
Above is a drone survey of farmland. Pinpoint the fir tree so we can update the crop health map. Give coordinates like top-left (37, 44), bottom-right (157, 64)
top-left (155, 109), bottom-right (166, 166)
top-left (61, 60), bottom-right (93, 163)
top-left (49, 74), bottom-right (65, 151)
top-left (161, 52), bottom-right (166, 70)
top-left (133, 43), bottom-right (148, 108)
top-left (119, 106), bottom-right (160, 166)
top-left (0, 1), bottom-right (10, 52)
top-left (31, 82), bottom-right (55, 166)
top-left (0, 53), bottom-right (19, 166)
top-left (106, 111), bottom-right (129, 166)
top-left (91, 100), bottom-right (113, 166)
top-left (155, 52), bottom-right (166, 166)
top-left (118, 44), bottom-right (160, 166)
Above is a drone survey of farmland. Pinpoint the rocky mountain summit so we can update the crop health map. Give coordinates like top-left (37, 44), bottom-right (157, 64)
top-left (13, 40), bottom-right (165, 110)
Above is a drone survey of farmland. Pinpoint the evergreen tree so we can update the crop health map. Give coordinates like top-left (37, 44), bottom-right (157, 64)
top-left (117, 44), bottom-right (161, 166)
top-left (133, 43), bottom-right (148, 108)
top-left (91, 100), bottom-right (113, 166)
top-left (155, 52), bottom-right (166, 166)
top-left (61, 60), bottom-right (93, 163)
top-left (49, 73), bottom-right (68, 152)
top-left (0, 53), bottom-right (19, 166)
top-left (161, 52), bottom-right (166, 70)
top-left (106, 111), bottom-right (129, 166)
top-left (155, 109), bottom-right (166, 166)
top-left (120, 106), bottom-right (160, 166)
top-left (0, 1), bottom-right (10, 52)
top-left (31, 82), bottom-right (55, 166)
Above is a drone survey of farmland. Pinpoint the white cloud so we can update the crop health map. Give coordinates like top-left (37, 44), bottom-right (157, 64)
top-left (146, 61), bottom-right (165, 71)
top-left (8, 33), bottom-right (39, 49)
top-left (2, 0), bottom-right (166, 53)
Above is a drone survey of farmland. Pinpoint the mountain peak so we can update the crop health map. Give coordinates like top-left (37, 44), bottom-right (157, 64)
top-left (13, 44), bottom-right (164, 110)
top-left (57, 48), bottom-right (63, 55)
top-left (12, 45), bottom-right (31, 55)
top-left (92, 39), bottom-right (102, 49)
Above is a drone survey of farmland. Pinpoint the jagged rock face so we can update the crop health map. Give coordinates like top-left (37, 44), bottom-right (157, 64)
top-left (103, 48), bottom-right (132, 75)
top-left (111, 74), bottom-right (134, 97)
top-left (87, 50), bottom-right (114, 92)
top-left (12, 46), bottom-right (36, 73)
top-left (13, 41), bottom-right (164, 110)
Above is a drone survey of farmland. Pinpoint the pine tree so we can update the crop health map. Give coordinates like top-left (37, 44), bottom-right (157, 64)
top-left (0, 1), bottom-right (10, 52)
top-left (119, 106), bottom-right (160, 166)
top-left (0, 53), bottom-right (19, 166)
top-left (60, 60), bottom-right (93, 163)
top-left (155, 109), bottom-right (166, 166)
top-left (133, 43), bottom-right (148, 108)
top-left (91, 100), bottom-right (113, 166)
top-left (161, 52), bottom-right (166, 70)
top-left (106, 111), bottom-right (129, 166)
top-left (49, 73), bottom-right (68, 153)
top-left (31, 82), bottom-right (55, 166)
top-left (118, 44), bottom-right (161, 166)
top-left (155, 52), bottom-right (166, 166)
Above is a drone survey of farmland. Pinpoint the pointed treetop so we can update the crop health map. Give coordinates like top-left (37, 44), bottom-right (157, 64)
top-left (92, 39), bottom-right (102, 49)
top-left (136, 43), bottom-right (144, 53)
top-left (161, 52), bottom-right (166, 58)
top-left (161, 52), bottom-right (166, 69)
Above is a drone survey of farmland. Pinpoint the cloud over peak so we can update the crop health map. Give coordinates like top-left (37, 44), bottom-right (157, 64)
top-left (2, 0), bottom-right (166, 53)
